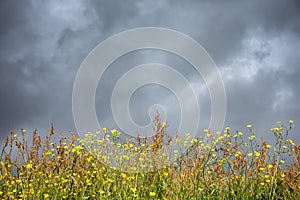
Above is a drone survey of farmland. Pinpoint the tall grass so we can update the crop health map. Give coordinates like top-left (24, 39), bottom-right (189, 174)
top-left (0, 115), bottom-right (299, 199)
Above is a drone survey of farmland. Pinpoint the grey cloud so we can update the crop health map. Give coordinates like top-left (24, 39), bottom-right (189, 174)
top-left (0, 0), bottom-right (299, 145)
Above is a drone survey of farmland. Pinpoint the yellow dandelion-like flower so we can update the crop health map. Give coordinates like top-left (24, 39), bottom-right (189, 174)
top-left (26, 163), bottom-right (33, 169)
top-left (150, 192), bottom-right (156, 197)
top-left (249, 135), bottom-right (255, 140)
top-left (246, 124), bottom-right (252, 128)
top-left (265, 175), bottom-right (270, 179)
top-left (130, 187), bottom-right (137, 193)
top-left (288, 139), bottom-right (295, 146)
top-left (267, 164), bottom-right (273, 169)
top-left (21, 129), bottom-right (27, 133)
top-left (259, 167), bottom-right (265, 171)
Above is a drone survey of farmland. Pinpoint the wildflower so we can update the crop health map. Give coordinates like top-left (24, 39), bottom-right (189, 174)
top-left (204, 129), bottom-right (209, 133)
top-left (265, 175), bottom-right (270, 179)
top-left (44, 194), bottom-right (49, 198)
top-left (280, 160), bottom-right (285, 164)
top-left (150, 192), bottom-right (156, 197)
top-left (267, 164), bottom-right (273, 169)
top-left (100, 190), bottom-right (105, 195)
top-left (162, 121), bottom-right (167, 127)
top-left (259, 167), bottom-right (265, 171)
top-left (130, 187), bottom-right (137, 193)
top-left (265, 179), bottom-right (270, 183)
top-left (288, 139), bottom-right (295, 146)
top-left (21, 129), bottom-right (27, 133)
top-left (255, 151), bottom-right (260, 157)
top-left (249, 135), bottom-right (255, 140)
top-left (121, 173), bottom-right (127, 179)
top-left (246, 124), bottom-right (252, 128)
top-left (111, 129), bottom-right (117, 135)
top-left (266, 144), bottom-right (271, 149)
top-left (234, 151), bottom-right (242, 157)
top-left (26, 163), bottom-right (33, 169)
top-left (289, 119), bottom-right (294, 123)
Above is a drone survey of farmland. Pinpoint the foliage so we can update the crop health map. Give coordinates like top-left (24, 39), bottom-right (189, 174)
top-left (0, 116), bottom-right (299, 199)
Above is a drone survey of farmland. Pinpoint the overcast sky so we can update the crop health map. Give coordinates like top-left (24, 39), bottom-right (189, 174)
top-left (0, 0), bottom-right (299, 144)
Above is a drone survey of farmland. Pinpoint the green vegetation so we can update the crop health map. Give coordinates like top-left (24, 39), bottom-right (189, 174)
top-left (0, 115), bottom-right (299, 199)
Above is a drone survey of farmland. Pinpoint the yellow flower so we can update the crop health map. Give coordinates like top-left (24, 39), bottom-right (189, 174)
top-left (249, 135), bottom-right (255, 140)
top-left (130, 187), bottom-right (137, 193)
top-left (267, 164), bottom-right (273, 169)
top-left (289, 119), bottom-right (294, 123)
top-left (280, 160), bottom-right (285, 164)
top-left (265, 175), bottom-right (270, 179)
top-left (246, 124), bottom-right (252, 128)
top-left (120, 173), bottom-right (127, 179)
top-left (255, 151), bottom-right (260, 157)
top-left (259, 167), bottom-right (265, 171)
top-left (162, 121), bottom-right (167, 127)
top-left (26, 163), bottom-right (33, 169)
top-left (21, 129), bottom-right (27, 133)
top-left (44, 194), bottom-right (49, 198)
top-left (150, 192), bottom-right (156, 197)
top-left (248, 153), bottom-right (253, 157)
top-left (111, 129), bottom-right (117, 135)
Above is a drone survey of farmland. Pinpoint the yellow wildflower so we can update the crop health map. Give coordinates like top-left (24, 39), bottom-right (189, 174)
top-left (150, 192), bottom-right (156, 197)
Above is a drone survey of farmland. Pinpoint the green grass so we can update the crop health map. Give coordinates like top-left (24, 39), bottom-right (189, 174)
top-left (0, 115), bottom-right (299, 199)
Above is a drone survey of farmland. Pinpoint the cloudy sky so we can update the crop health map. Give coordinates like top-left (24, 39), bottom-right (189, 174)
top-left (0, 0), bottom-right (299, 144)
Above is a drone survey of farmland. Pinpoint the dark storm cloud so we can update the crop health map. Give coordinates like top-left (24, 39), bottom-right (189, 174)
top-left (0, 0), bottom-right (299, 144)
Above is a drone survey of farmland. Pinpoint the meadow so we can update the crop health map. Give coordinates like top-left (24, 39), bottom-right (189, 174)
top-left (0, 114), bottom-right (299, 199)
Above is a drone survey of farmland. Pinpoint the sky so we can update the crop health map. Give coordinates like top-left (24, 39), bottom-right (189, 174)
top-left (0, 0), bottom-right (299, 144)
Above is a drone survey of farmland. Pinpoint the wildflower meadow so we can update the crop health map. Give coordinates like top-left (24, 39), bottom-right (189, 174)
top-left (0, 114), bottom-right (299, 199)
